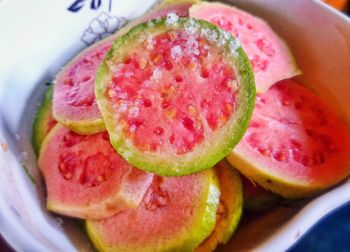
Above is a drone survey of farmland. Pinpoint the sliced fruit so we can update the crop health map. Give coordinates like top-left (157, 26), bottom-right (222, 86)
top-left (53, 38), bottom-right (113, 135)
top-left (227, 79), bottom-right (350, 198)
top-left (52, 0), bottom-right (195, 135)
top-left (241, 175), bottom-right (281, 212)
top-left (190, 2), bottom-right (300, 93)
top-left (95, 17), bottom-right (255, 176)
top-left (86, 169), bottom-right (220, 252)
top-left (196, 160), bottom-right (242, 252)
top-left (32, 84), bottom-right (57, 155)
top-left (39, 124), bottom-right (153, 219)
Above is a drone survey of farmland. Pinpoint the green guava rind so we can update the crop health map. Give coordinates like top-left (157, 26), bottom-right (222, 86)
top-left (85, 168), bottom-right (220, 252)
top-left (52, 112), bottom-right (105, 135)
top-left (95, 17), bottom-right (255, 176)
top-left (226, 153), bottom-right (322, 198)
top-left (32, 84), bottom-right (57, 155)
top-left (196, 160), bottom-right (243, 252)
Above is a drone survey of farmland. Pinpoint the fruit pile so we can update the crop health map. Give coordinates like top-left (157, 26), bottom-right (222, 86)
top-left (32, 1), bottom-right (350, 251)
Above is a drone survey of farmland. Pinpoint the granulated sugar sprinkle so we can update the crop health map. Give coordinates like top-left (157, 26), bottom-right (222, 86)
top-left (166, 13), bottom-right (179, 26)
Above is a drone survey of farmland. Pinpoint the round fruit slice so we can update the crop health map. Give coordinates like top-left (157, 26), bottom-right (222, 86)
top-left (52, 0), bottom-right (195, 135)
top-left (227, 79), bottom-right (350, 198)
top-left (190, 2), bottom-right (301, 93)
top-left (95, 17), bottom-right (255, 176)
top-left (32, 84), bottom-right (57, 155)
top-left (196, 160), bottom-right (242, 252)
top-left (86, 169), bottom-right (220, 252)
top-left (39, 124), bottom-right (153, 219)
top-left (241, 175), bottom-right (280, 212)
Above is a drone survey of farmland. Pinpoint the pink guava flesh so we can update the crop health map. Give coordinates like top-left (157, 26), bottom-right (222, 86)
top-left (87, 172), bottom-right (214, 250)
top-left (105, 30), bottom-right (237, 154)
top-left (39, 124), bottom-right (153, 219)
top-left (190, 2), bottom-right (299, 93)
top-left (236, 79), bottom-right (350, 187)
top-left (32, 89), bottom-right (57, 154)
top-left (54, 39), bottom-right (113, 124)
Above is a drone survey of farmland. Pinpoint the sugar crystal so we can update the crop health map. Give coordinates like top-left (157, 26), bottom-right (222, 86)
top-left (152, 68), bottom-right (161, 79)
top-left (184, 19), bottom-right (199, 35)
top-left (229, 39), bottom-right (241, 55)
top-left (171, 45), bottom-right (183, 59)
top-left (146, 36), bottom-right (154, 50)
top-left (166, 13), bottom-right (179, 26)
top-left (129, 106), bottom-right (139, 117)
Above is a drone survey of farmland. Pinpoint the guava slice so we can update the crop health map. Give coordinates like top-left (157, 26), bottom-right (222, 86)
top-left (52, 0), bottom-right (195, 135)
top-left (227, 79), bottom-right (350, 198)
top-left (95, 17), bottom-right (255, 176)
top-left (241, 175), bottom-right (281, 212)
top-left (32, 84), bottom-right (57, 155)
top-left (39, 124), bottom-right (153, 219)
top-left (53, 38), bottom-right (113, 135)
top-left (190, 2), bottom-right (301, 93)
top-left (86, 169), bottom-right (220, 252)
top-left (196, 160), bottom-right (242, 252)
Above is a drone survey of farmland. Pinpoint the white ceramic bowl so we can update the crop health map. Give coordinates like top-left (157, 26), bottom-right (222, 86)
top-left (1, 0), bottom-right (350, 251)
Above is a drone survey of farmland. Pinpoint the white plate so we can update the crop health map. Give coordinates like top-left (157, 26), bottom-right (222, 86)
top-left (0, 0), bottom-right (350, 251)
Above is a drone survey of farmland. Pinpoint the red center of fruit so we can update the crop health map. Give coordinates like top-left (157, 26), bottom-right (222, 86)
top-left (245, 82), bottom-right (343, 168)
top-left (58, 131), bottom-right (121, 187)
top-left (143, 176), bottom-right (169, 211)
top-left (106, 30), bottom-right (237, 154)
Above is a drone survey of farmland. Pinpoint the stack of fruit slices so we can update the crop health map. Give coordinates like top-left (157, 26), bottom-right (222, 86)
top-left (32, 1), bottom-right (350, 251)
